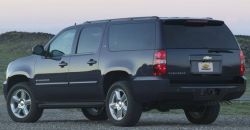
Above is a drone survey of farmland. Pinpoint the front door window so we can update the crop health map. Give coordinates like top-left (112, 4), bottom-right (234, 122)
top-left (49, 29), bottom-right (76, 56)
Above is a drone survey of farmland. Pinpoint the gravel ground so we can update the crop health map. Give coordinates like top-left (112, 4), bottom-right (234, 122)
top-left (0, 96), bottom-right (250, 130)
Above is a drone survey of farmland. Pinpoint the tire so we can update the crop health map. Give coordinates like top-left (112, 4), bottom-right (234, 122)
top-left (106, 81), bottom-right (142, 126)
top-left (81, 107), bottom-right (108, 121)
top-left (7, 82), bottom-right (43, 122)
top-left (184, 102), bottom-right (220, 124)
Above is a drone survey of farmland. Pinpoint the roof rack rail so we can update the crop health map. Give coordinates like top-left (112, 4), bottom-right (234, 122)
top-left (110, 16), bottom-right (159, 22)
top-left (84, 16), bottom-right (159, 24)
top-left (85, 20), bottom-right (109, 24)
top-left (204, 17), bottom-right (213, 19)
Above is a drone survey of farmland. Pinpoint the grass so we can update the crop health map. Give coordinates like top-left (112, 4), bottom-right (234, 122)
top-left (151, 101), bottom-right (250, 115)
top-left (0, 32), bottom-right (54, 94)
top-left (243, 72), bottom-right (250, 96)
top-left (0, 32), bottom-right (249, 115)
top-left (220, 101), bottom-right (250, 115)
top-left (0, 54), bottom-right (250, 116)
top-left (0, 44), bottom-right (29, 95)
top-left (2, 63), bottom-right (249, 96)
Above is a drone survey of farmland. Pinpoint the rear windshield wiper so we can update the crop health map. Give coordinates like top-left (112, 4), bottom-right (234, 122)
top-left (208, 49), bottom-right (233, 53)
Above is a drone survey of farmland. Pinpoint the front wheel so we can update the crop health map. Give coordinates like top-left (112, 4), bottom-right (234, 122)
top-left (81, 107), bottom-right (108, 121)
top-left (7, 82), bottom-right (43, 122)
top-left (106, 81), bottom-right (142, 126)
top-left (184, 102), bottom-right (220, 124)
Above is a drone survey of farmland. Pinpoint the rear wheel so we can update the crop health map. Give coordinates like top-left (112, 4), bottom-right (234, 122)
top-left (106, 81), bottom-right (142, 126)
top-left (7, 82), bottom-right (43, 122)
top-left (184, 102), bottom-right (220, 124)
top-left (81, 107), bottom-right (108, 121)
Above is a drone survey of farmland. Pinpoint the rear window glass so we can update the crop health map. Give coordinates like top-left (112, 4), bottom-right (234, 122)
top-left (163, 21), bottom-right (238, 49)
top-left (109, 22), bottom-right (155, 51)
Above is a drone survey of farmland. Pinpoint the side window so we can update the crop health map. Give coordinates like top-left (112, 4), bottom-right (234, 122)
top-left (49, 29), bottom-right (76, 56)
top-left (77, 26), bottom-right (103, 54)
top-left (109, 22), bottom-right (155, 51)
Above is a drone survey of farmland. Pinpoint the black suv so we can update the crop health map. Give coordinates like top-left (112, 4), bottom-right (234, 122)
top-left (3, 16), bottom-right (246, 126)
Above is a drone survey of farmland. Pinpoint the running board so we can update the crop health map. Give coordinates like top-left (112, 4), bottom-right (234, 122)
top-left (38, 102), bottom-right (104, 108)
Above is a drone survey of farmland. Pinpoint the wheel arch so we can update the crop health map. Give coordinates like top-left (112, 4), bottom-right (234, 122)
top-left (6, 74), bottom-right (30, 94)
top-left (103, 70), bottom-right (132, 95)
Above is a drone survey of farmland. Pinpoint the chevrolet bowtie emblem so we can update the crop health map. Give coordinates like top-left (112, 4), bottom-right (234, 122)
top-left (203, 56), bottom-right (212, 60)
top-left (202, 63), bottom-right (210, 69)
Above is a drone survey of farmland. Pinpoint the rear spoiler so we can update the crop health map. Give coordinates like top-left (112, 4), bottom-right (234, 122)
top-left (164, 19), bottom-right (224, 26)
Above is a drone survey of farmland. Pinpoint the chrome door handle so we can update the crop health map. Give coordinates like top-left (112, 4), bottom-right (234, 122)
top-left (87, 59), bottom-right (97, 66)
top-left (59, 61), bottom-right (68, 68)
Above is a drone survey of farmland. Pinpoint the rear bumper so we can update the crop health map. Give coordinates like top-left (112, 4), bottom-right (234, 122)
top-left (132, 76), bottom-right (246, 103)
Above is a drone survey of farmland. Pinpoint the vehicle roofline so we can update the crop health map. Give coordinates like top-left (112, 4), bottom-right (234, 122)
top-left (68, 16), bottom-right (222, 26)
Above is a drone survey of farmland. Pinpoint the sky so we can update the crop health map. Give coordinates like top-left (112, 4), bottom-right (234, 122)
top-left (0, 0), bottom-right (250, 35)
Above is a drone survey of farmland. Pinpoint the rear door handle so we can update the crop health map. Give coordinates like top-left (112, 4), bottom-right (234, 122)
top-left (59, 61), bottom-right (68, 68)
top-left (87, 59), bottom-right (97, 66)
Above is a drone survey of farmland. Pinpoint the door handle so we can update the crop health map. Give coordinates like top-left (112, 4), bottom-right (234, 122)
top-left (87, 59), bottom-right (97, 66)
top-left (59, 61), bottom-right (68, 68)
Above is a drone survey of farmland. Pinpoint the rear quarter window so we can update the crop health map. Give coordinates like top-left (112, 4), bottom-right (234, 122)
top-left (108, 22), bottom-right (156, 51)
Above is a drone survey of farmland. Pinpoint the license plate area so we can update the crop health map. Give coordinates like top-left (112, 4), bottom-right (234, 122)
top-left (191, 61), bottom-right (222, 74)
top-left (198, 62), bottom-right (213, 72)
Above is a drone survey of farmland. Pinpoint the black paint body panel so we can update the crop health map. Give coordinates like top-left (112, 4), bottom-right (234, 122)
top-left (3, 17), bottom-right (246, 108)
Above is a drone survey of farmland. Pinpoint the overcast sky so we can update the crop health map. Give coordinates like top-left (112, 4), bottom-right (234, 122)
top-left (0, 0), bottom-right (249, 35)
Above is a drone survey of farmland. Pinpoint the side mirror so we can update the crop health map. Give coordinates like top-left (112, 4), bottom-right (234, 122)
top-left (32, 45), bottom-right (45, 56)
top-left (50, 50), bottom-right (64, 58)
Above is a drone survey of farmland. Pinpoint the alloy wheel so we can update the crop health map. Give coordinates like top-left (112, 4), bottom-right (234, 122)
top-left (108, 88), bottom-right (128, 120)
top-left (10, 89), bottom-right (31, 118)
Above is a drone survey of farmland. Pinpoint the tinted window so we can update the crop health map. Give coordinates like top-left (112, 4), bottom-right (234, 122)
top-left (109, 22), bottom-right (155, 51)
top-left (163, 22), bottom-right (238, 49)
top-left (49, 29), bottom-right (76, 55)
top-left (77, 27), bottom-right (103, 54)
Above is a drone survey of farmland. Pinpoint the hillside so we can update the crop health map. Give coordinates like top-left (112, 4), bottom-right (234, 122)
top-left (0, 31), bottom-right (54, 84)
top-left (236, 35), bottom-right (250, 66)
top-left (0, 31), bottom-right (54, 54)
top-left (0, 32), bottom-right (249, 64)
top-left (0, 32), bottom-right (250, 85)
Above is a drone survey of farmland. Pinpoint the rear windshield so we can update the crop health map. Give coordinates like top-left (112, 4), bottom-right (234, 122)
top-left (163, 20), bottom-right (238, 49)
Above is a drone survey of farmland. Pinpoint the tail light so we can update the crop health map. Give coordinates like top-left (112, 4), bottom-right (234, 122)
top-left (240, 50), bottom-right (245, 76)
top-left (153, 50), bottom-right (167, 76)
